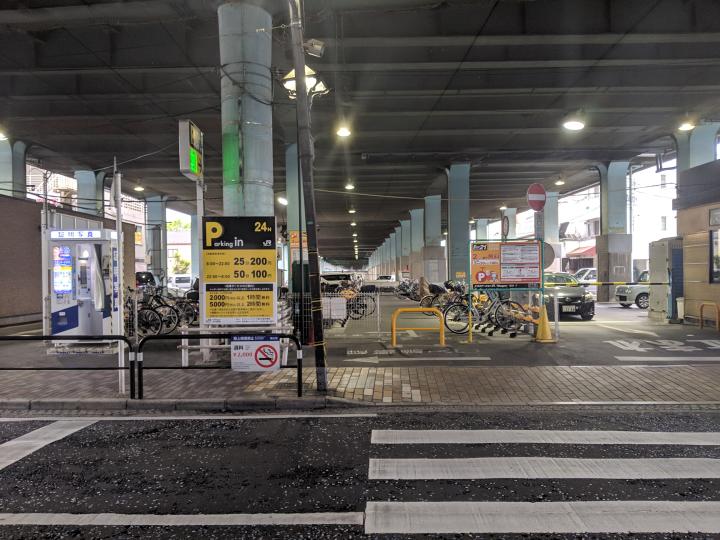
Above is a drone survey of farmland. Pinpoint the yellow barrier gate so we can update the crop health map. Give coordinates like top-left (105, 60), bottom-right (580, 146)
top-left (391, 307), bottom-right (445, 347)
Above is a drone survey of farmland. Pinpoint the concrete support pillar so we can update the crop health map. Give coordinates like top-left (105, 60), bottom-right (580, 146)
top-left (409, 208), bottom-right (424, 278)
top-left (502, 208), bottom-right (517, 239)
top-left (218, 2), bottom-right (273, 216)
top-left (474, 219), bottom-right (489, 240)
top-left (191, 214), bottom-right (200, 278)
top-left (389, 232), bottom-right (397, 279)
top-left (0, 139), bottom-right (12, 198)
top-left (383, 240), bottom-right (391, 276)
top-left (676, 122), bottom-right (720, 172)
top-left (11, 140), bottom-right (27, 198)
top-left (448, 163), bottom-right (470, 280)
top-left (424, 194), bottom-right (446, 283)
top-left (146, 195), bottom-right (168, 281)
top-left (394, 226), bottom-right (402, 279)
top-left (597, 161), bottom-right (632, 301)
top-left (400, 219), bottom-right (411, 277)
top-left (75, 170), bottom-right (104, 216)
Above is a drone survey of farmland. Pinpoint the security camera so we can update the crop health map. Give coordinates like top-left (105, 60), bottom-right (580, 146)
top-left (303, 38), bottom-right (325, 58)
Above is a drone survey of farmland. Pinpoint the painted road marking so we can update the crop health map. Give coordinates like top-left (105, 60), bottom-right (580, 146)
top-left (368, 457), bottom-right (720, 480)
top-left (347, 356), bottom-right (491, 364)
top-left (0, 414), bottom-right (378, 422)
top-left (364, 501), bottom-right (720, 534)
top-left (371, 429), bottom-right (720, 445)
top-left (597, 324), bottom-right (658, 337)
top-left (616, 356), bottom-right (720, 362)
top-left (0, 420), bottom-right (95, 471)
top-left (0, 512), bottom-right (364, 526)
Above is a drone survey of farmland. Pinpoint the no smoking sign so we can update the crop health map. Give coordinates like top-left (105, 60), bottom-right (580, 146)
top-left (231, 336), bottom-right (282, 372)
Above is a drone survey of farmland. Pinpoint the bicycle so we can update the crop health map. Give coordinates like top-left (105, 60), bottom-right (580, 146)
top-left (124, 288), bottom-right (162, 338)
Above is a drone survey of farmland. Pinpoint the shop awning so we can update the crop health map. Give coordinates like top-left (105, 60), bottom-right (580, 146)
top-left (566, 245), bottom-right (596, 258)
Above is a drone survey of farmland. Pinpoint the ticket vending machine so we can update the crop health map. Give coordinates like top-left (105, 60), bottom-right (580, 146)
top-left (45, 229), bottom-right (121, 342)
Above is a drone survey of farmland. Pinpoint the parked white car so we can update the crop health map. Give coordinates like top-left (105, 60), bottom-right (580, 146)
top-left (168, 274), bottom-right (192, 291)
top-left (364, 275), bottom-right (399, 292)
top-left (615, 270), bottom-right (650, 309)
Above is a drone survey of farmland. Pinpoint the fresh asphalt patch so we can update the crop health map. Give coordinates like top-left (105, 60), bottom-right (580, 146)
top-left (1, 411), bottom-right (720, 538)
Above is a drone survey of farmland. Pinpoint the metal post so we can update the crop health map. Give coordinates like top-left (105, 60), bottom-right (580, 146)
top-left (114, 160), bottom-right (126, 394)
top-left (41, 170), bottom-right (50, 337)
top-left (554, 289), bottom-right (560, 340)
top-left (287, 0), bottom-right (328, 391)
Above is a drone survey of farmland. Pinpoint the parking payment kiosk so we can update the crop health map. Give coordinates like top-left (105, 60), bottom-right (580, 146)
top-left (46, 229), bottom-right (121, 342)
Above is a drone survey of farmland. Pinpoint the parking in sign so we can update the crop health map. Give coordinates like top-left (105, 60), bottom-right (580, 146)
top-left (231, 336), bottom-right (281, 372)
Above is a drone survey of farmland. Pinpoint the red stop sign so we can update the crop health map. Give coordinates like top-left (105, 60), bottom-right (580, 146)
top-left (527, 183), bottom-right (547, 211)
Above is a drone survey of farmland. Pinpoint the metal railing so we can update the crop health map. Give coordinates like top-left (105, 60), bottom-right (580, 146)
top-left (135, 332), bottom-right (304, 399)
top-left (0, 334), bottom-right (135, 397)
top-left (391, 307), bottom-right (445, 347)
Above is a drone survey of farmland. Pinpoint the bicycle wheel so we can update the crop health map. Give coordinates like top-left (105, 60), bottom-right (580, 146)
top-left (136, 308), bottom-right (162, 337)
top-left (419, 294), bottom-right (436, 315)
top-left (175, 301), bottom-right (196, 326)
top-left (154, 305), bottom-right (180, 334)
top-left (443, 303), bottom-right (471, 334)
top-left (494, 301), bottom-right (525, 331)
top-left (347, 298), bottom-right (367, 320)
top-left (363, 295), bottom-right (377, 317)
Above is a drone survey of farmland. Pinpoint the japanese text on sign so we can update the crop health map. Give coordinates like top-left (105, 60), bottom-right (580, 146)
top-left (202, 217), bottom-right (277, 325)
top-left (471, 241), bottom-right (542, 289)
top-left (230, 336), bottom-right (281, 372)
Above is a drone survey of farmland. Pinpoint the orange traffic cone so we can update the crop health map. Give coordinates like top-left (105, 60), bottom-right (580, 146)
top-left (534, 304), bottom-right (556, 343)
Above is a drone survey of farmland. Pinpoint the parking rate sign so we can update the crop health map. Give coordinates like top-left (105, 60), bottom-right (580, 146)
top-left (202, 217), bottom-right (277, 325)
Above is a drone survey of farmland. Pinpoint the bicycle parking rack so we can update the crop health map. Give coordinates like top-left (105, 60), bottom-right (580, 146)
top-left (391, 307), bottom-right (445, 347)
top-left (135, 332), bottom-right (304, 399)
top-left (0, 334), bottom-right (135, 397)
top-left (699, 302), bottom-right (720, 331)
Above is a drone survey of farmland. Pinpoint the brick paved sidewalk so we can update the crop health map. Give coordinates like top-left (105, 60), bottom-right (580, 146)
top-left (3, 365), bottom-right (720, 404)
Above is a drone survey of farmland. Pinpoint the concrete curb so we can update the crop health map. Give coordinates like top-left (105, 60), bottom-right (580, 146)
top-left (2, 397), bottom-right (720, 413)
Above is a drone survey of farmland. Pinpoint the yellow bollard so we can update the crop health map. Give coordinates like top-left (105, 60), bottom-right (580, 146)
top-left (534, 304), bottom-right (556, 343)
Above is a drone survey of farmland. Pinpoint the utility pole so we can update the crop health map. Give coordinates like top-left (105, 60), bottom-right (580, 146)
top-left (287, 0), bottom-right (328, 391)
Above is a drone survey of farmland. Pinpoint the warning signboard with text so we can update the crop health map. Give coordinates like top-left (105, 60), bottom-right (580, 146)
top-left (202, 216), bottom-right (277, 325)
top-left (470, 240), bottom-right (542, 289)
top-left (230, 335), bottom-right (281, 372)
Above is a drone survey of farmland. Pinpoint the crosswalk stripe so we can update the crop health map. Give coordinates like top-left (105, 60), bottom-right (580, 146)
top-left (371, 429), bottom-right (720, 445)
top-left (0, 512), bottom-right (365, 526)
top-left (364, 501), bottom-right (720, 534)
top-left (368, 457), bottom-right (720, 480)
top-left (0, 421), bottom-right (96, 471)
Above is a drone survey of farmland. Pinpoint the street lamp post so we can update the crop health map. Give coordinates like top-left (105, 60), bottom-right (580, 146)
top-left (285, 5), bottom-right (329, 391)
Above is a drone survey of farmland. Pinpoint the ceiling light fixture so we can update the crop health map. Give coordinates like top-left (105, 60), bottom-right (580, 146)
top-left (443, 231), bottom-right (448, 236)
top-left (554, 179), bottom-right (565, 186)
top-left (499, 205), bottom-right (507, 211)
top-left (353, 239), bottom-right (358, 243)
top-left (350, 221), bottom-right (357, 227)
top-left (133, 185), bottom-right (145, 192)
top-left (562, 111), bottom-right (586, 131)
top-left (348, 208), bottom-right (356, 214)
top-left (345, 181), bottom-right (355, 190)
top-left (468, 219), bottom-right (475, 224)
top-left (336, 126), bottom-right (351, 138)
top-left (282, 65), bottom-right (328, 100)
top-left (352, 233), bottom-right (357, 237)
top-left (0, 132), bottom-right (7, 141)
top-left (678, 115), bottom-right (696, 132)
top-left (277, 196), bottom-right (288, 206)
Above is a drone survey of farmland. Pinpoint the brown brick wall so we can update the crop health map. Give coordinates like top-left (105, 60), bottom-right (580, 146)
top-left (0, 195), bottom-right (136, 325)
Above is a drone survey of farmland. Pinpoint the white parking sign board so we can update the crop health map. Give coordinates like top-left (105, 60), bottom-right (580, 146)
top-left (231, 336), bottom-right (281, 372)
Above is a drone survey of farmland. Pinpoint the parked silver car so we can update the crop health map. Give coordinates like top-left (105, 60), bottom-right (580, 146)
top-left (615, 270), bottom-right (650, 309)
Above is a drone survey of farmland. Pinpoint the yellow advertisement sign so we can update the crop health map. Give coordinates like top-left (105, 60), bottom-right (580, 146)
top-left (202, 217), bottom-right (276, 325)
top-left (471, 241), bottom-right (541, 289)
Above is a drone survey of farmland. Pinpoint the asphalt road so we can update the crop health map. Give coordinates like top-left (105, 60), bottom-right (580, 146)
top-left (1, 410), bottom-right (720, 538)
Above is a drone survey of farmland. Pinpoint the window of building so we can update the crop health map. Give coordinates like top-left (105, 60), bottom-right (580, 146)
top-left (711, 230), bottom-right (720, 283)
top-left (660, 216), bottom-right (667, 231)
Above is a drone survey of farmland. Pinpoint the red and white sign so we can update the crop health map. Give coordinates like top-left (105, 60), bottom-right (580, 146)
top-left (254, 344), bottom-right (279, 369)
top-left (231, 336), bottom-right (281, 372)
top-left (526, 183), bottom-right (547, 212)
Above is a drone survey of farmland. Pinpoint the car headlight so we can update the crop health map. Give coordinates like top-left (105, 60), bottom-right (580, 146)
top-left (583, 292), bottom-right (594, 301)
